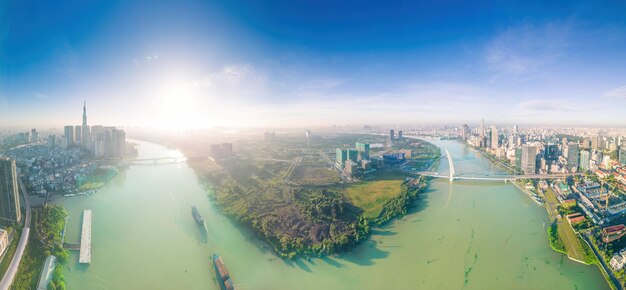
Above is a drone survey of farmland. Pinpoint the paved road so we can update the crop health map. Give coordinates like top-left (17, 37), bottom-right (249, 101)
top-left (582, 233), bottom-right (622, 290)
top-left (0, 173), bottom-right (32, 290)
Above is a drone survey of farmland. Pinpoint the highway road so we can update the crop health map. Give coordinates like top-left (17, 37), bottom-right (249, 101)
top-left (0, 173), bottom-right (32, 290)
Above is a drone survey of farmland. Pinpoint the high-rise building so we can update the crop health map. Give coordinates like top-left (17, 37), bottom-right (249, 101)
top-left (619, 147), bottom-right (626, 166)
top-left (47, 135), bottom-right (56, 147)
top-left (491, 126), bottom-right (498, 149)
top-left (514, 147), bottom-right (522, 169)
top-left (461, 124), bottom-right (470, 140)
top-left (82, 102), bottom-right (91, 149)
top-left (580, 150), bottom-right (591, 171)
top-left (566, 143), bottom-right (580, 170)
top-left (513, 124), bottom-right (518, 134)
top-left (480, 118), bottom-right (485, 140)
top-left (544, 144), bottom-right (559, 161)
top-left (75, 125), bottom-right (82, 143)
top-left (30, 128), bottom-right (38, 142)
top-left (521, 145), bottom-right (537, 174)
top-left (398, 131), bottom-right (403, 140)
top-left (348, 149), bottom-right (359, 163)
top-left (336, 148), bottom-right (348, 168)
top-left (0, 157), bottom-right (21, 222)
top-left (389, 129), bottom-right (395, 140)
top-left (64, 125), bottom-right (74, 146)
top-left (355, 142), bottom-right (370, 160)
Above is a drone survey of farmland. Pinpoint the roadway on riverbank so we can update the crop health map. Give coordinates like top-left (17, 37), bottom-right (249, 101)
top-left (0, 174), bottom-right (32, 290)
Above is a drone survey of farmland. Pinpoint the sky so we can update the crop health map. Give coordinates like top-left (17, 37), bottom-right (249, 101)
top-left (1, 0), bottom-right (626, 129)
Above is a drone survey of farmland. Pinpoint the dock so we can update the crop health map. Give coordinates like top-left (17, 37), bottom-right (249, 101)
top-left (79, 210), bottom-right (92, 264)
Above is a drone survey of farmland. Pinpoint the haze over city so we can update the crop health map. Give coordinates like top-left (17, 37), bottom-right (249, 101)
top-left (2, 1), bottom-right (626, 128)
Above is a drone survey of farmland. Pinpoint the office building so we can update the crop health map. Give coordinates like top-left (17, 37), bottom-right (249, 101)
top-left (620, 148), bottom-right (626, 166)
top-left (0, 157), bottom-right (21, 222)
top-left (521, 145), bottom-right (537, 174)
top-left (398, 131), bottom-right (403, 140)
top-left (355, 142), bottom-right (370, 160)
top-left (336, 149), bottom-right (348, 168)
top-left (389, 129), bottom-right (395, 140)
top-left (566, 143), bottom-right (580, 170)
top-left (514, 147), bottom-right (522, 169)
top-left (544, 144), bottom-right (559, 161)
top-left (30, 128), bottom-right (38, 142)
top-left (75, 125), bottom-right (82, 143)
top-left (348, 149), bottom-right (359, 163)
top-left (580, 150), bottom-right (591, 171)
top-left (491, 126), bottom-right (498, 149)
top-left (64, 125), bottom-right (74, 146)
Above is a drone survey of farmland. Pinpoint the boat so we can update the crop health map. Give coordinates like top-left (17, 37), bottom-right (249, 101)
top-left (213, 254), bottom-right (235, 290)
top-left (191, 206), bottom-right (207, 232)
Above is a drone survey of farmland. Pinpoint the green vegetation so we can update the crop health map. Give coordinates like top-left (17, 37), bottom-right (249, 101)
top-left (190, 133), bottom-right (438, 258)
top-left (0, 228), bottom-right (18, 278)
top-left (548, 221), bottom-right (566, 253)
top-left (345, 179), bottom-right (404, 219)
top-left (12, 206), bottom-right (68, 290)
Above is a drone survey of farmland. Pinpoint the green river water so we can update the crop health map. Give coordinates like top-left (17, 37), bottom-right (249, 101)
top-left (55, 139), bottom-right (609, 289)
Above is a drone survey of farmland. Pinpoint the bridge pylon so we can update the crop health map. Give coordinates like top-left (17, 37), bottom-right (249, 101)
top-left (446, 149), bottom-right (455, 182)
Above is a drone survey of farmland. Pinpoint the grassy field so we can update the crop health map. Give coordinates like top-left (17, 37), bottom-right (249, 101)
top-left (345, 179), bottom-right (404, 219)
top-left (292, 166), bottom-right (337, 180)
top-left (543, 188), bottom-right (594, 263)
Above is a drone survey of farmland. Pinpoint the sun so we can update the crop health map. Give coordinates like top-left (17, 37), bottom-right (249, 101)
top-left (153, 80), bottom-right (207, 131)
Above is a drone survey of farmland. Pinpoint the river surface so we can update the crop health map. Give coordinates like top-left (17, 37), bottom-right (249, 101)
top-left (54, 139), bottom-right (609, 289)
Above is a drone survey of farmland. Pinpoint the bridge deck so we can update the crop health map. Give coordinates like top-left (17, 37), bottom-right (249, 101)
top-left (79, 210), bottom-right (92, 264)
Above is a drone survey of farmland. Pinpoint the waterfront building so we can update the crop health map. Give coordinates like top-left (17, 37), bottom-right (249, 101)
top-left (514, 147), bottom-right (522, 169)
top-left (461, 124), bottom-right (470, 140)
top-left (64, 125), bottom-right (74, 146)
top-left (0, 157), bottom-right (21, 222)
top-left (566, 143), bottom-right (580, 170)
top-left (521, 145), bottom-right (537, 174)
top-left (491, 126), bottom-right (498, 149)
top-left (355, 142), bottom-right (370, 160)
top-left (0, 229), bottom-right (8, 258)
top-left (336, 149), bottom-right (348, 168)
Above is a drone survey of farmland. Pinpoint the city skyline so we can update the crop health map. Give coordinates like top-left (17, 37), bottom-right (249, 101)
top-left (1, 1), bottom-right (626, 128)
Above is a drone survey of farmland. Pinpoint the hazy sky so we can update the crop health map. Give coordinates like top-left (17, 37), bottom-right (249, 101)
top-left (1, 0), bottom-right (626, 129)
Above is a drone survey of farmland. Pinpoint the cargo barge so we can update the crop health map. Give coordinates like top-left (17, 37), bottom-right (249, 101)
top-left (213, 254), bottom-right (235, 290)
top-left (191, 206), bottom-right (207, 232)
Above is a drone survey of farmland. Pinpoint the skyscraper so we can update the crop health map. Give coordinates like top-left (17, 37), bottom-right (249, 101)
top-left (521, 145), bottom-right (537, 174)
top-left (513, 124), bottom-right (518, 134)
top-left (0, 157), bottom-right (21, 222)
top-left (580, 150), bottom-right (591, 171)
top-left (619, 147), bottom-right (626, 166)
top-left (389, 129), bottom-right (395, 140)
top-left (82, 101), bottom-right (91, 149)
top-left (355, 142), bottom-right (370, 160)
top-left (566, 143), bottom-right (580, 170)
top-left (64, 125), bottom-right (74, 146)
top-left (336, 148), bottom-right (348, 168)
top-left (491, 125), bottom-right (498, 149)
top-left (75, 125), bottom-right (82, 143)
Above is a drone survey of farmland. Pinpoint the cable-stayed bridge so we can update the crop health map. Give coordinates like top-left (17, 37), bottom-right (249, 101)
top-left (397, 149), bottom-right (582, 182)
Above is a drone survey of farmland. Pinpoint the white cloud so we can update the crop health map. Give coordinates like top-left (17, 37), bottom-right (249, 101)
top-left (485, 23), bottom-right (571, 76)
top-left (605, 86), bottom-right (626, 99)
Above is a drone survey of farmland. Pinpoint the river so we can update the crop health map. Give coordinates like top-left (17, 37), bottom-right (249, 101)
top-left (54, 139), bottom-right (609, 289)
